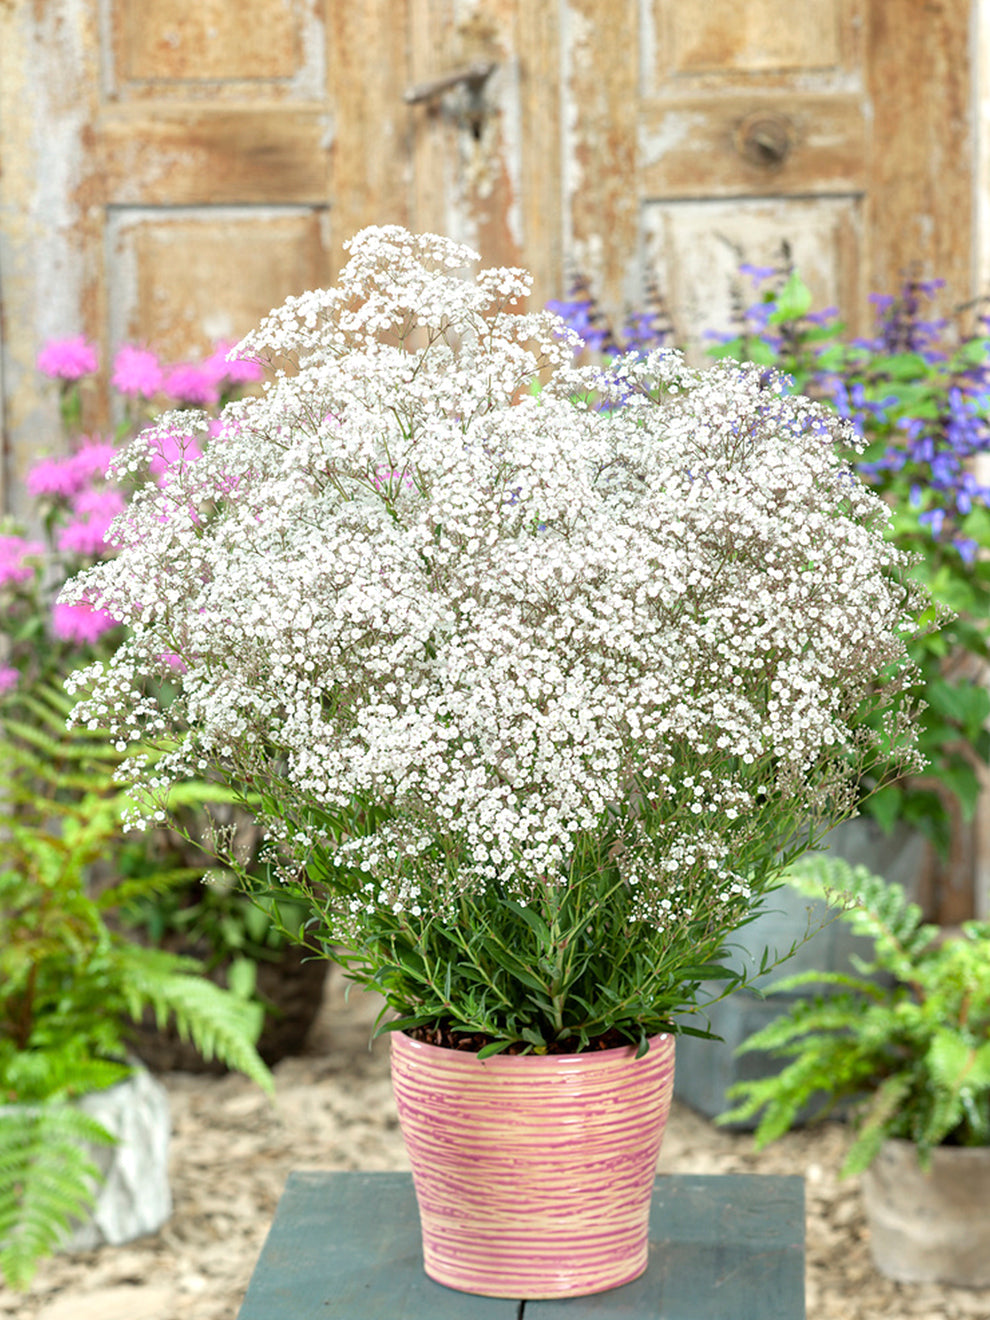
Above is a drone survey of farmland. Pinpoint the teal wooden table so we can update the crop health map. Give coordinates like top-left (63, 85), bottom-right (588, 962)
top-left (236, 1171), bottom-right (805, 1319)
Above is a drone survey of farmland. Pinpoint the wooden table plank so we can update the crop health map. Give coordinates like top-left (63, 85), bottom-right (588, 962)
top-left (236, 1171), bottom-right (515, 1319)
top-left (236, 1171), bottom-right (805, 1319)
top-left (526, 1175), bottom-right (805, 1319)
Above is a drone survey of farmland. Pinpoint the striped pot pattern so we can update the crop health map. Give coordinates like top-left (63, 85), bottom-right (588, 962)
top-left (390, 1030), bottom-right (676, 1299)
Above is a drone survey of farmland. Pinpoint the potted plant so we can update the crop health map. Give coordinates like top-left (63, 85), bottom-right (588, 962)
top-left (59, 225), bottom-right (928, 1300)
top-left (0, 681), bottom-right (275, 1290)
top-left (719, 853), bottom-right (990, 1286)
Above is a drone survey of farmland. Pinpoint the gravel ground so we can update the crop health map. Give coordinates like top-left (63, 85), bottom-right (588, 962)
top-left (3, 970), bottom-right (989, 1320)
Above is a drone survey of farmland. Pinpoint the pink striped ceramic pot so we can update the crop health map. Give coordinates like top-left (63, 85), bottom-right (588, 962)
top-left (390, 1029), bottom-right (675, 1299)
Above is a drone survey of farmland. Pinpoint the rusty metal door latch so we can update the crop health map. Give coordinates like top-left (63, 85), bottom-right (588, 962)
top-left (404, 60), bottom-right (497, 139)
top-left (735, 112), bottom-right (794, 168)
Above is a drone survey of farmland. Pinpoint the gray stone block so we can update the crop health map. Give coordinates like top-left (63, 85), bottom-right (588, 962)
top-left (65, 1065), bottom-right (172, 1251)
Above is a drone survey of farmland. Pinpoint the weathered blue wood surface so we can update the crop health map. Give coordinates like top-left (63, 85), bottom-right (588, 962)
top-left (527, 1174), bottom-right (805, 1320)
top-left (236, 1170), bottom-right (805, 1319)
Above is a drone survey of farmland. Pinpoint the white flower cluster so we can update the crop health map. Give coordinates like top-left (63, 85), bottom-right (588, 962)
top-left (62, 226), bottom-right (923, 932)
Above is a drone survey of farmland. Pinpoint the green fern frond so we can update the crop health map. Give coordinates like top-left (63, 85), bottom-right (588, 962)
top-left (113, 944), bottom-right (274, 1096)
top-left (783, 850), bottom-right (937, 977)
top-left (757, 966), bottom-right (885, 1001)
top-left (842, 1072), bottom-right (915, 1176)
top-left (0, 1103), bottom-right (114, 1290)
top-left (95, 866), bottom-right (206, 912)
top-left (732, 990), bottom-right (875, 1055)
top-left (2, 1045), bottom-right (131, 1105)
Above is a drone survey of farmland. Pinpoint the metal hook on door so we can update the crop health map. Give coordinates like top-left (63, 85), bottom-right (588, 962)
top-left (403, 60), bottom-right (497, 140)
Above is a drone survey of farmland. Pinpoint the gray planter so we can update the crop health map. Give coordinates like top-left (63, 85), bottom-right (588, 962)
top-left (64, 1064), bottom-right (172, 1251)
top-left (862, 1139), bottom-right (990, 1286)
top-left (673, 817), bottom-right (930, 1125)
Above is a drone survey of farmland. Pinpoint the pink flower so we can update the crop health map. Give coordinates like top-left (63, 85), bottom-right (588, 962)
top-left (0, 666), bottom-right (19, 695)
top-left (148, 431), bottom-right (203, 479)
top-left (204, 341), bottom-right (264, 388)
top-left (70, 438), bottom-right (117, 482)
top-left (27, 439), bottom-right (117, 500)
top-left (51, 601), bottom-right (120, 645)
top-left (159, 652), bottom-right (188, 673)
top-left (112, 344), bottom-right (163, 398)
top-left (0, 535), bottom-right (44, 587)
top-left (37, 336), bottom-right (99, 381)
top-left (56, 489), bottom-right (126, 555)
top-left (27, 454), bottom-right (85, 499)
top-left (164, 362), bottom-right (219, 407)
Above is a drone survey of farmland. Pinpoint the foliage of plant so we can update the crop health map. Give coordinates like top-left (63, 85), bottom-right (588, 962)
top-left (0, 333), bottom-right (290, 994)
top-left (61, 226), bottom-right (926, 1057)
top-left (551, 265), bottom-right (990, 858)
top-left (0, 683), bottom-right (274, 1289)
top-left (718, 853), bottom-right (990, 1174)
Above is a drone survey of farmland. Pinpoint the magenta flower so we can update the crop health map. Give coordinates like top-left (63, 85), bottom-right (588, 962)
top-left (0, 535), bottom-right (44, 587)
top-left (56, 489), bottom-right (126, 555)
top-left (164, 362), bottom-right (219, 408)
top-left (0, 666), bottom-right (19, 695)
top-left (51, 601), bottom-right (119, 645)
top-left (27, 439), bottom-right (117, 500)
top-left (27, 454), bottom-right (86, 500)
top-left (204, 341), bottom-right (264, 388)
top-left (70, 438), bottom-right (117, 481)
top-left (112, 344), bottom-right (164, 398)
top-left (37, 336), bottom-right (99, 381)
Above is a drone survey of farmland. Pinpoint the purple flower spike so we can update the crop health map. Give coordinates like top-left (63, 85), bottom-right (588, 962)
top-left (919, 507), bottom-right (945, 536)
top-left (738, 263), bottom-right (778, 285)
top-left (953, 537), bottom-right (979, 563)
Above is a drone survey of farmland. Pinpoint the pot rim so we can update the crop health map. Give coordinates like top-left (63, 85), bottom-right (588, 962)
top-left (389, 1028), bottom-right (673, 1067)
top-left (870, 1136), bottom-right (990, 1161)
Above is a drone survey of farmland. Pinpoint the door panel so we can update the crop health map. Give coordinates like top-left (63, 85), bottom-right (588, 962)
top-left (657, 0), bottom-right (845, 77)
top-left (643, 195), bottom-right (861, 349)
top-left (569, 0), bottom-right (972, 351)
top-left (108, 0), bottom-right (324, 97)
top-left (107, 208), bottom-right (328, 362)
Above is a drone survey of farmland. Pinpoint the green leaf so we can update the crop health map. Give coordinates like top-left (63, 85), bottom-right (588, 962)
top-left (502, 899), bottom-right (553, 950)
top-left (476, 1039), bottom-right (514, 1060)
top-left (864, 784), bottom-right (903, 834)
top-left (482, 943), bottom-right (548, 993)
top-left (769, 271), bottom-right (812, 322)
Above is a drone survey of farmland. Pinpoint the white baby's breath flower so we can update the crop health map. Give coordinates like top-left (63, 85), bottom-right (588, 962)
top-left (60, 225), bottom-right (925, 935)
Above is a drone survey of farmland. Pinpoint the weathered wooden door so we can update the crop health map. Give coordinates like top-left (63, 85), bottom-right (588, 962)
top-left (566, 0), bottom-right (972, 346)
top-left (0, 0), bottom-right (974, 509)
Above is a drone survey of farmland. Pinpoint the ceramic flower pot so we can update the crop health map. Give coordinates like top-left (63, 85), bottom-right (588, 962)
top-left (861, 1137), bottom-right (990, 1286)
top-left (390, 1029), bottom-right (675, 1299)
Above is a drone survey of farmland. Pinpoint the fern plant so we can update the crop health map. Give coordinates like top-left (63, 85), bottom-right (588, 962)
top-left (720, 853), bottom-right (990, 1175)
top-left (0, 682), bottom-right (274, 1289)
